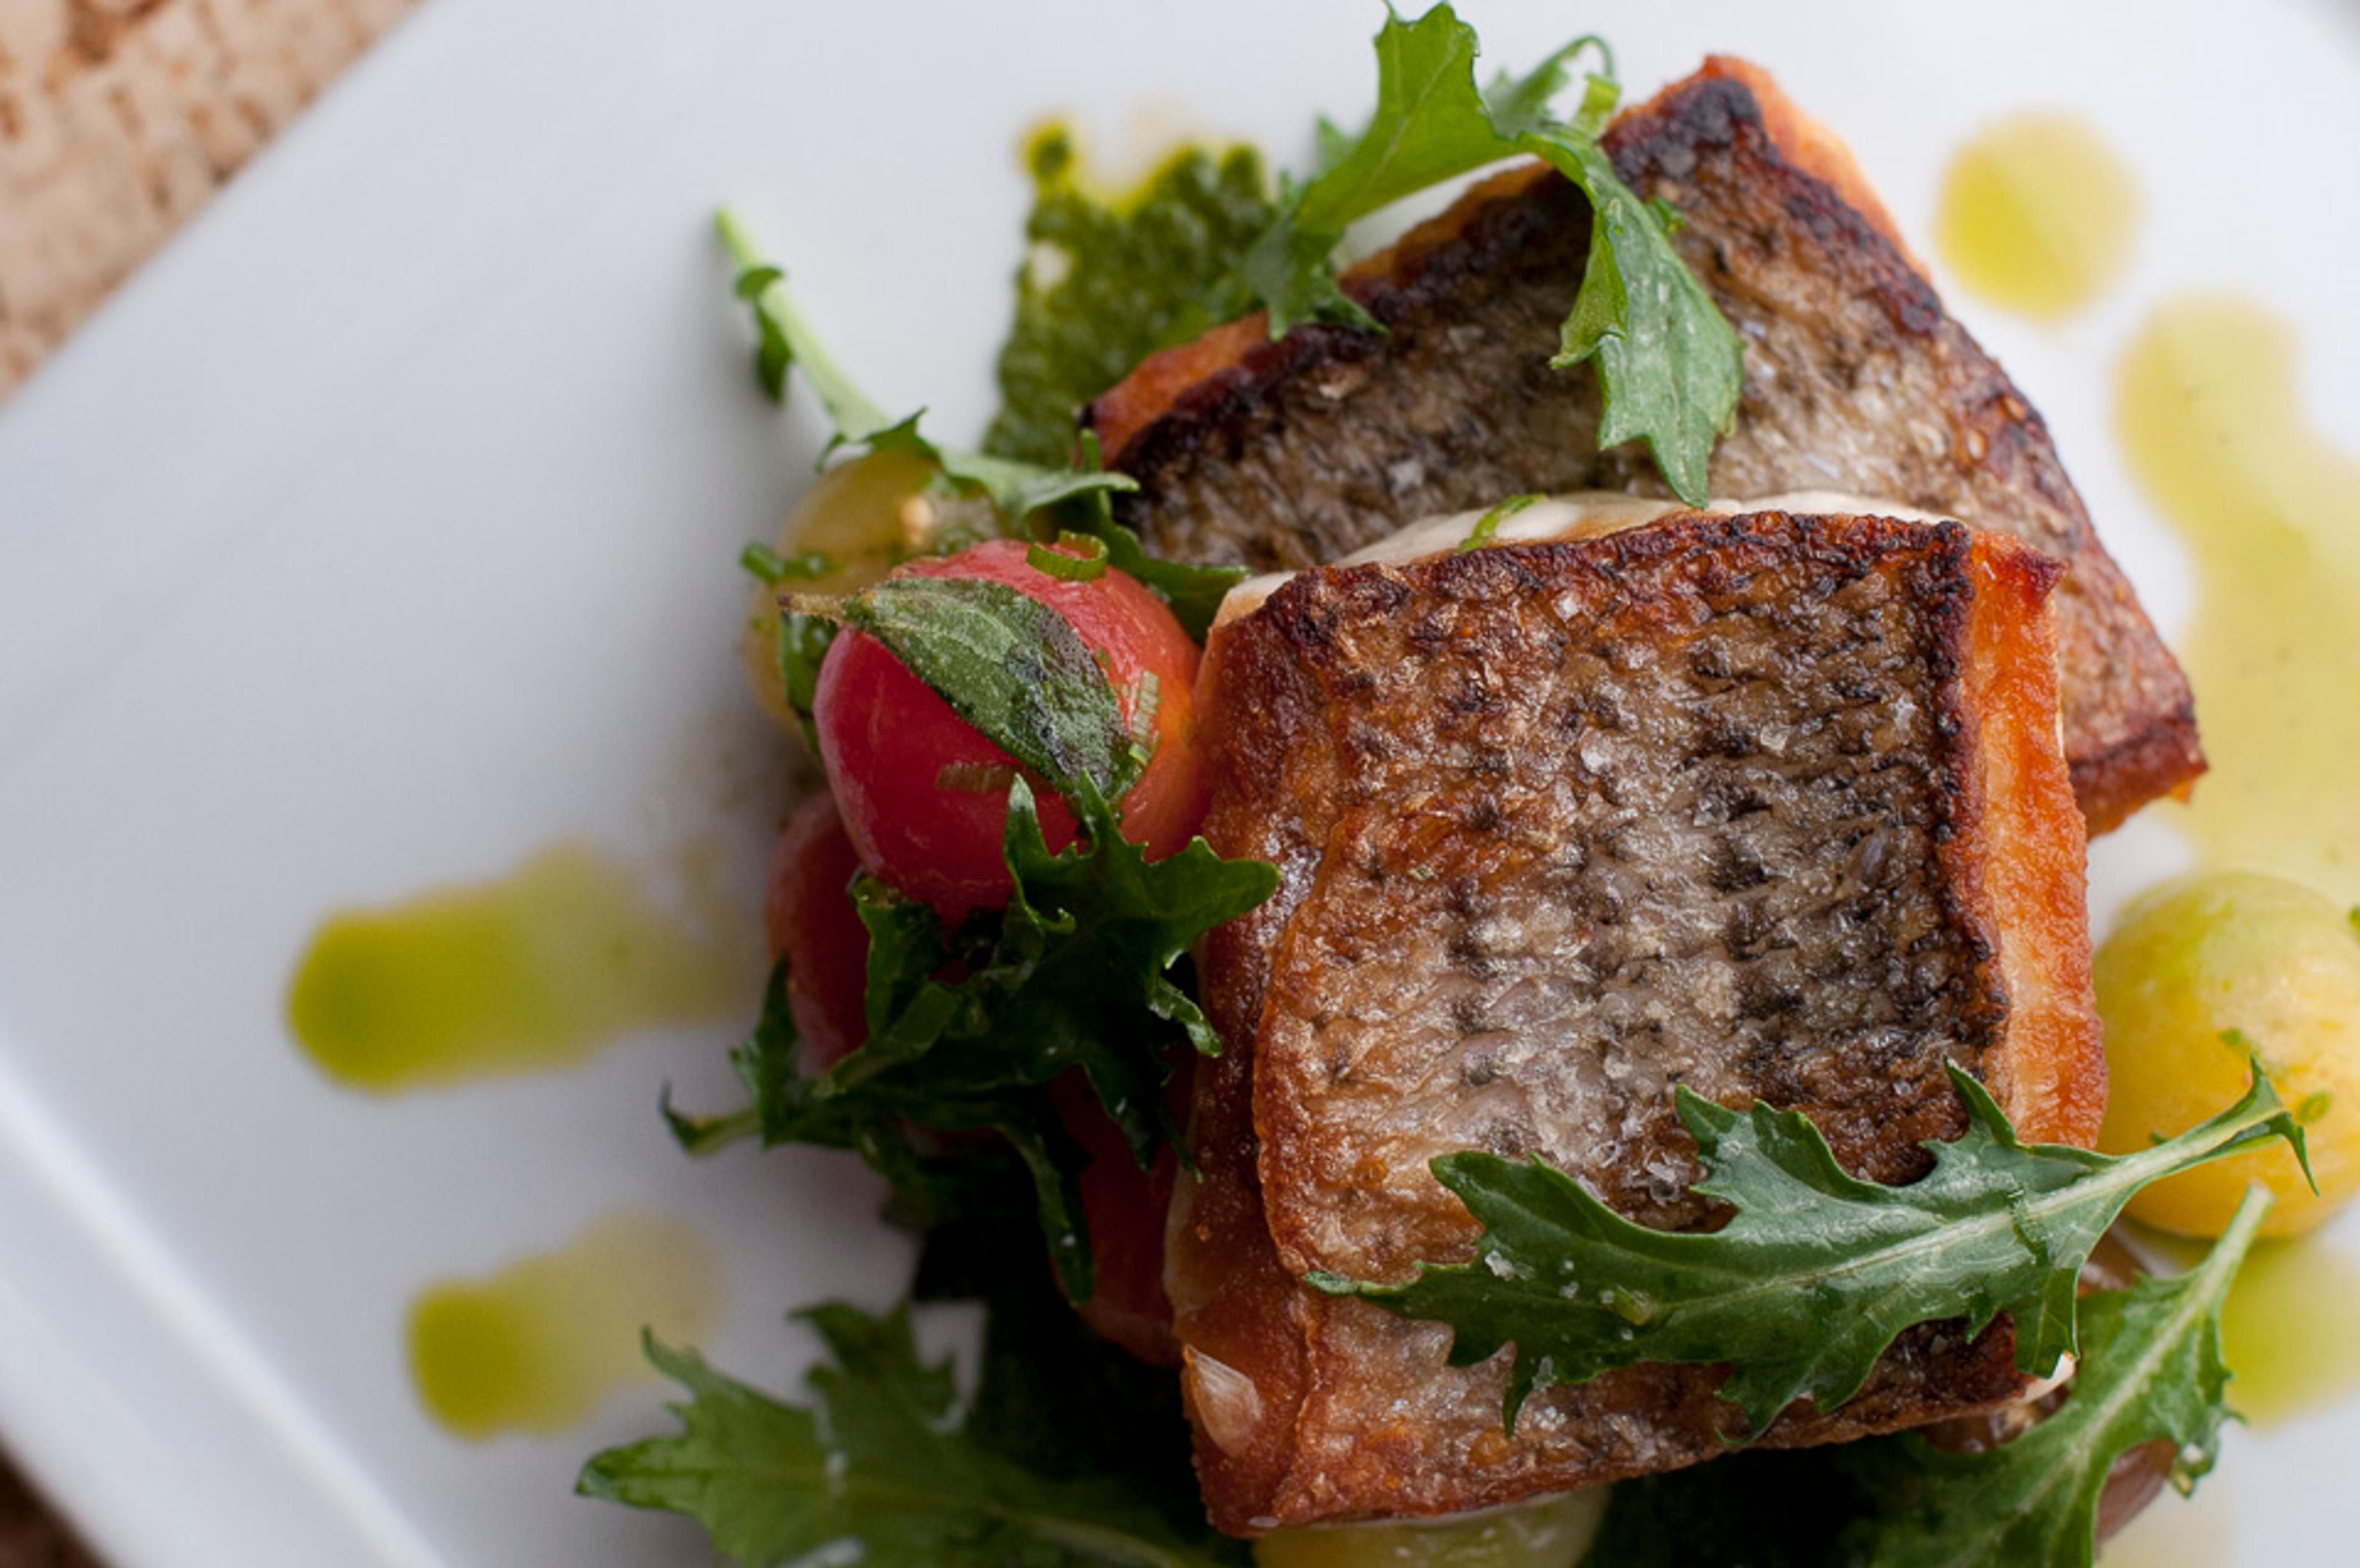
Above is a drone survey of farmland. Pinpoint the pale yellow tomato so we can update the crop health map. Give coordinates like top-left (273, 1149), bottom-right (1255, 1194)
top-left (2097, 871), bottom-right (2360, 1238)
top-left (1252, 1491), bottom-right (1608, 1568)
top-left (739, 449), bottom-right (996, 734)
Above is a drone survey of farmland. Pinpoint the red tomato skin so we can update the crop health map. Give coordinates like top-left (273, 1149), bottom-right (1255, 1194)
top-left (763, 792), bottom-right (871, 1073)
top-left (812, 539), bottom-right (1207, 923)
top-left (1052, 1070), bottom-right (1184, 1367)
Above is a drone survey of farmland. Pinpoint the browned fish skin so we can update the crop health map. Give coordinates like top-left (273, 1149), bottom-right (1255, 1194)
top-left (1090, 64), bottom-right (2200, 833)
top-left (1173, 511), bottom-right (2102, 1532)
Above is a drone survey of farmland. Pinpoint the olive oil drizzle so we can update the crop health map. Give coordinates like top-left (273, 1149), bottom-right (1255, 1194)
top-left (2114, 296), bottom-right (2360, 896)
top-left (286, 840), bottom-right (758, 1091)
top-left (1935, 112), bottom-right (2140, 319)
top-left (407, 1210), bottom-right (724, 1440)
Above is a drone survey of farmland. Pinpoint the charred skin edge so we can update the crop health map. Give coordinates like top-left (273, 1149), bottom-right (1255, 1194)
top-left (1087, 62), bottom-right (2204, 831)
top-left (1176, 513), bottom-right (2099, 1534)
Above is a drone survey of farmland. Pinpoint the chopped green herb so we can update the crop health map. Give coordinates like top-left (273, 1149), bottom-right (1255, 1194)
top-left (1459, 492), bottom-right (1543, 551)
top-left (1310, 1063), bottom-right (2308, 1435)
top-left (1027, 531), bottom-right (1112, 582)
top-left (983, 129), bottom-right (1277, 468)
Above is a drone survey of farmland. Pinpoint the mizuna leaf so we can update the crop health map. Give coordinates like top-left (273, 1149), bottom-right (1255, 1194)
top-left (1838, 1186), bottom-right (2270, 1568)
top-left (1310, 1063), bottom-right (2308, 1435)
top-left (1209, 6), bottom-right (1740, 503)
top-left (665, 779), bottom-right (1276, 1301)
top-left (577, 1306), bottom-right (1245, 1568)
top-left (1517, 116), bottom-right (1744, 505)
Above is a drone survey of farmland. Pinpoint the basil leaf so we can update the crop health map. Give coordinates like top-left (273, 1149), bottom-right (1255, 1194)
top-left (1310, 1064), bottom-right (2308, 1435)
top-left (829, 574), bottom-right (1143, 804)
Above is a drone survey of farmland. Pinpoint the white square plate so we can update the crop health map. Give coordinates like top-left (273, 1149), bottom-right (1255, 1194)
top-left (1, 1), bottom-right (2354, 1562)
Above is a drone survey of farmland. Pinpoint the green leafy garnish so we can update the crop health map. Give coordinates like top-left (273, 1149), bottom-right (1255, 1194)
top-left (1521, 115), bottom-right (1744, 505)
top-left (1058, 433), bottom-right (1243, 640)
top-left (1838, 1186), bottom-right (2265, 1567)
top-left (1458, 492), bottom-right (1542, 551)
top-left (722, 215), bottom-right (1244, 638)
top-left (578, 1303), bottom-right (1245, 1567)
top-left (983, 129), bottom-right (1276, 468)
top-left (816, 574), bottom-right (1150, 804)
top-left (718, 210), bottom-right (1133, 524)
top-left (1311, 1063), bottom-right (2308, 1434)
top-left (667, 574), bottom-right (1276, 1297)
top-left (1210, 4), bottom-right (1741, 504)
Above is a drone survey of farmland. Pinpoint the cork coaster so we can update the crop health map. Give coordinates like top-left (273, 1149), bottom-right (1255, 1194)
top-left (2, 6), bottom-right (423, 1549)
top-left (0, 0), bottom-right (422, 400)
top-left (0, 1453), bottom-right (97, 1568)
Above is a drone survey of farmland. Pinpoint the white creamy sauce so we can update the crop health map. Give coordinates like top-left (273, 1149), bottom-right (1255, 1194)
top-left (1213, 490), bottom-right (1953, 626)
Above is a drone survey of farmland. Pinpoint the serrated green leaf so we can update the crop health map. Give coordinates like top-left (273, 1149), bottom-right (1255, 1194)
top-left (1311, 1063), bottom-right (2306, 1436)
top-left (1516, 119), bottom-right (1744, 505)
top-left (1206, 6), bottom-right (1740, 503)
top-left (578, 1306), bottom-right (1246, 1568)
top-left (668, 777), bottom-right (1276, 1301)
top-left (1839, 1188), bottom-right (2268, 1568)
top-left (716, 210), bottom-right (1133, 524)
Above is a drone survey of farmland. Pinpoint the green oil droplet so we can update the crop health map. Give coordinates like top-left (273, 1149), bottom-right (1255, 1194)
top-left (287, 842), bottom-right (757, 1091)
top-left (407, 1210), bottom-right (725, 1440)
top-left (1934, 112), bottom-right (2140, 320)
top-left (2114, 296), bottom-right (2360, 900)
top-left (2219, 1236), bottom-right (2360, 1426)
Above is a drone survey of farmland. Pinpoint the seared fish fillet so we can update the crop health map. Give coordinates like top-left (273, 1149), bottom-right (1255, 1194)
top-left (1173, 508), bottom-right (2104, 1532)
top-left (1090, 59), bottom-right (2198, 833)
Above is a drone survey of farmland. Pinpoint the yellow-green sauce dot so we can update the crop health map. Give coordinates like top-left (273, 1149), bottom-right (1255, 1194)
top-left (1935, 112), bottom-right (2139, 320)
top-left (407, 1211), bottom-right (724, 1440)
top-left (288, 842), bottom-right (755, 1091)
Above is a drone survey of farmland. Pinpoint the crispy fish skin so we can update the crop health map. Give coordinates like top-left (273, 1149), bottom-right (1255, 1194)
top-left (1088, 61), bottom-right (2199, 833)
top-left (1171, 511), bottom-right (2102, 1533)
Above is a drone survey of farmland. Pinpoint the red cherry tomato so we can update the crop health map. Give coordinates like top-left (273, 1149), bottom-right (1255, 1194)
top-left (763, 792), bottom-right (871, 1073)
top-left (1053, 1067), bottom-right (1185, 1367)
top-left (763, 806), bottom-right (1184, 1361)
top-left (812, 538), bottom-right (1207, 923)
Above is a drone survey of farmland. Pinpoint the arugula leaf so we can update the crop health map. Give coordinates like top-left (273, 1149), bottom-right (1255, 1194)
top-left (577, 1304), bottom-right (1245, 1568)
top-left (717, 210), bottom-right (1133, 523)
top-left (1209, 5), bottom-right (1740, 504)
top-left (984, 129), bottom-right (1276, 468)
top-left (1310, 1063), bottom-right (2308, 1435)
top-left (1519, 117), bottom-right (1744, 506)
top-left (1839, 1187), bottom-right (2267, 1568)
top-left (1215, 3), bottom-right (1506, 335)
